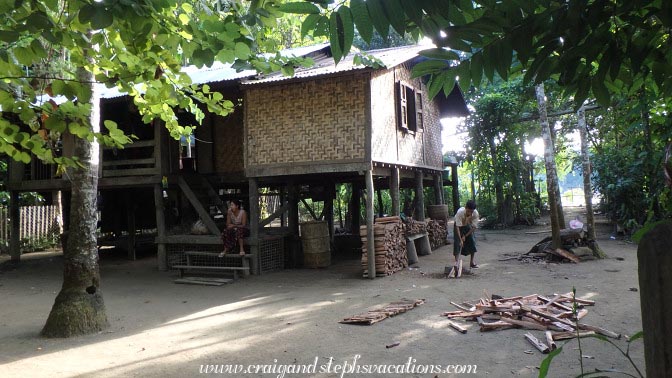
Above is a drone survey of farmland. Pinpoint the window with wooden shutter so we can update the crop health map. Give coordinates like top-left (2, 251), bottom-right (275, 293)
top-left (415, 91), bottom-right (423, 131)
top-left (406, 85), bottom-right (417, 132)
top-left (397, 82), bottom-right (408, 130)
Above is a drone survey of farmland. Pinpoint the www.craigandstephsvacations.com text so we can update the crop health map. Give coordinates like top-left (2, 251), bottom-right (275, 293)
top-left (199, 355), bottom-right (478, 377)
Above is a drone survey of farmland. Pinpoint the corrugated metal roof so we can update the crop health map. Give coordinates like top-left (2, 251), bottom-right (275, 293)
top-left (98, 43), bottom-right (331, 99)
top-left (242, 44), bottom-right (426, 86)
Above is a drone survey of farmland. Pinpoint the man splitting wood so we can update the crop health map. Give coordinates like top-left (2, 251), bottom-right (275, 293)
top-left (453, 200), bottom-right (480, 271)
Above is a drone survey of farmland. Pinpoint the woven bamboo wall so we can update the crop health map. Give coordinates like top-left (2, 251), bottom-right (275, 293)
top-left (370, 65), bottom-right (443, 169)
top-left (245, 74), bottom-right (367, 173)
top-left (212, 93), bottom-right (244, 173)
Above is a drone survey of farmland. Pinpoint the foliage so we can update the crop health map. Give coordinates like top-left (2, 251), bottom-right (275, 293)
top-left (0, 0), bottom-right (312, 168)
top-left (287, 1), bottom-right (671, 109)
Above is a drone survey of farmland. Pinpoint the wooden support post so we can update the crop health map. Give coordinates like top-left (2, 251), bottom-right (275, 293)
top-left (325, 184), bottom-right (334, 242)
top-left (452, 164), bottom-right (459, 213)
top-left (288, 183), bottom-right (300, 268)
top-left (154, 184), bottom-right (168, 271)
top-left (376, 188), bottom-right (384, 217)
top-left (638, 221), bottom-right (672, 378)
top-left (248, 178), bottom-right (260, 275)
top-left (350, 181), bottom-right (361, 234)
top-left (390, 168), bottom-right (400, 216)
top-left (9, 191), bottom-right (20, 262)
top-left (126, 192), bottom-right (136, 260)
top-left (415, 171), bottom-right (425, 220)
top-left (365, 170), bottom-right (375, 279)
top-left (434, 173), bottom-right (443, 205)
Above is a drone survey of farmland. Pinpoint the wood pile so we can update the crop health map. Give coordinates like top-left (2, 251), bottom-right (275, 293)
top-left (403, 218), bottom-right (427, 235)
top-left (360, 216), bottom-right (407, 278)
top-left (522, 228), bottom-right (598, 263)
top-left (340, 298), bottom-right (425, 325)
top-left (426, 219), bottom-right (446, 249)
top-left (442, 292), bottom-right (620, 353)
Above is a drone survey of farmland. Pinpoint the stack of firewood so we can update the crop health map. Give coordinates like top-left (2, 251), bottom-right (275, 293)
top-left (340, 299), bottom-right (425, 325)
top-left (523, 228), bottom-right (597, 263)
top-left (426, 219), bottom-right (446, 249)
top-left (404, 218), bottom-right (427, 235)
top-left (360, 216), bottom-right (407, 277)
top-left (443, 292), bottom-right (621, 353)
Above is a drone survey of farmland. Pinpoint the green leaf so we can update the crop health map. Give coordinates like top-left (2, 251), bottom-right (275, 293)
top-left (234, 42), bottom-right (251, 60)
top-left (591, 77), bottom-right (610, 107)
top-left (337, 6), bottom-right (354, 57)
top-left (418, 48), bottom-right (460, 61)
top-left (366, 0), bottom-right (390, 39)
top-left (538, 345), bottom-right (563, 378)
top-left (350, 0), bottom-right (372, 43)
top-left (442, 74), bottom-right (456, 97)
top-left (384, 0), bottom-right (406, 36)
top-left (90, 7), bottom-right (114, 30)
top-left (428, 71), bottom-right (448, 99)
top-left (411, 60), bottom-right (449, 78)
top-left (0, 30), bottom-right (19, 43)
top-left (329, 12), bottom-right (343, 63)
top-left (470, 51), bottom-right (483, 88)
top-left (301, 14), bottom-right (321, 39)
top-left (278, 2), bottom-right (320, 14)
top-left (627, 331), bottom-right (643, 343)
top-left (13, 46), bottom-right (35, 66)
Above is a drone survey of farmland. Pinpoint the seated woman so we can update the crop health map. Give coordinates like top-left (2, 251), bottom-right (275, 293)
top-left (218, 200), bottom-right (249, 257)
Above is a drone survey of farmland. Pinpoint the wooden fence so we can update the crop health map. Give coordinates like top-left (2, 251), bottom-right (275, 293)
top-left (0, 205), bottom-right (62, 243)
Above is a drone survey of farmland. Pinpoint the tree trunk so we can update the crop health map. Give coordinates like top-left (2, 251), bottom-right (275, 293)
top-left (489, 137), bottom-right (504, 224)
top-left (578, 106), bottom-right (606, 258)
top-left (535, 84), bottom-right (562, 249)
top-left (42, 64), bottom-right (109, 337)
top-left (550, 124), bottom-right (565, 227)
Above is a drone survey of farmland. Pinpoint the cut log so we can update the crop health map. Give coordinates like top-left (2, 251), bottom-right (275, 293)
top-left (545, 331), bottom-right (558, 351)
top-left (448, 321), bottom-right (468, 334)
top-left (500, 317), bottom-right (549, 331)
top-left (525, 332), bottom-right (550, 354)
top-left (552, 330), bottom-right (596, 341)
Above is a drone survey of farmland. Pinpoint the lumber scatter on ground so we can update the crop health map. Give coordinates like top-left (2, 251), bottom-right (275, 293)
top-left (340, 299), bottom-right (425, 325)
top-left (426, 219), bottom-right (446, 250)
top-left (441, 292), bottom-right (619, 351)
top-left (360, 217), bottom-right (407, 278)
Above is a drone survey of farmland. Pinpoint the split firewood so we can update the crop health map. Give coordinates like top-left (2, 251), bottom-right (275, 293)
top-left (545, 331), bottom-right (558, 351)
top-left (525, 333), bottom-right (550, 354)
top-left (500, 317), bottom-right (549, 331)
top-left (448, 321), bottom-right (468, 334)
top-left (552, 330), bottom-right (596, 341)
top-left (450, 301), bottom-right (475, 312)
top-left (577, 323), bottom-right (622, 339)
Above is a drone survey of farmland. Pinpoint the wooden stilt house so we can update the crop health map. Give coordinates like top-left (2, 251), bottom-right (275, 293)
top-left (6, 43), bottom-right (468, 279)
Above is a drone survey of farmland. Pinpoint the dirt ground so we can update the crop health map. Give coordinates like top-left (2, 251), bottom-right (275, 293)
top-left (0, 207), bottom-right (644, 378)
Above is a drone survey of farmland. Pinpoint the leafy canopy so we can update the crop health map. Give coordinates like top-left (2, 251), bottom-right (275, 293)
top-left (0, 0), bottom-right (310, 167)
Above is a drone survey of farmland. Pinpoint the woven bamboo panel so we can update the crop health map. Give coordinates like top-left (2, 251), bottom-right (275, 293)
top-left (370, 70), bottom-right (398, 161)
top-left (370, 66), bottom-right (442, 169)
top-left (213, 108), bottom-right (244, 173)
top-left (245, 75), bottom-right (367, 168)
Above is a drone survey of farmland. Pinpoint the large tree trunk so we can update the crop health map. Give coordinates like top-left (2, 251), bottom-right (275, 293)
top-left (578, 106), bottom-right (606, 259)
top-left (535, 84), bottom-right (562, 249)
top-left (489, 137), bottom-right (504, 224)
top-left (42, 64), bottom-right (108, 337)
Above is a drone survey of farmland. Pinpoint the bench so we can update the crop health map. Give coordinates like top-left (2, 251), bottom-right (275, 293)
top-left (406, 233), bottom-right (431, 264)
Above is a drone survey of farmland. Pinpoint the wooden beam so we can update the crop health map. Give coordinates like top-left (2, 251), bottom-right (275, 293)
top-left (9, 191), bottom-right (20, 262)
top-left (259, 202), bottom-right (290, 228)
top-left (415, 171), bottom-right (425, 220)
top-left (177, 176), bottom-right (220, 235)
top-left (102, 158), bottom-right (156, 167)
top-left (154, 184), bottom-right (167, 271)
top-left (365, 169), bottom-right (375, 279)
top-left (248, 178), bottom-right (260, 275)
top-left (300, 198), bottom-right (320, 220)
top-left (390, 168), bottom-right (400, 216)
